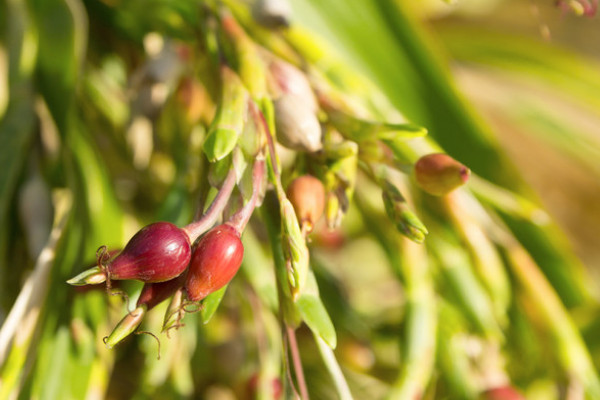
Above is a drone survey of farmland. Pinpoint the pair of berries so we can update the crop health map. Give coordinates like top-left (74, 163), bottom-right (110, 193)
top-left (68, 221), bottom-right (245, 308)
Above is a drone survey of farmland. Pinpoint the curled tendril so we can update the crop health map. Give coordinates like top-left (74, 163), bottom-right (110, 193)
top-left (165, 322), bottom-right (186, 339)
top-left (135, 331), bottom-right (161, 360)
top-left (107, 288), bottom-right (132, 312)
top-left (96, 245), bottom-right (113, 292)
top-left (182, 300), bottom-right (203, 314)
top-left (102, 336), bottom-right (109, 345)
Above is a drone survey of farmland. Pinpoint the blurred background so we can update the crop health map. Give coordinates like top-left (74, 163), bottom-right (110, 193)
top-left (1, 0), bottom-right (599, 399)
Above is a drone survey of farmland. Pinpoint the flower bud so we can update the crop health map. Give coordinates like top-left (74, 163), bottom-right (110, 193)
top-left (273, 94), bottom-right (322, 153)
top-left (286, 175), bottom-right (325, 233)
top-left (414, 153), bottom-right (470, 196)
top-left (280, 198), bottom-right (309, 300)
top-left (382, 190), bottom-right (428, 243)
top-left (67, 222), bottom-right (191, 285)
top-left (482, 386), bottom-right (525, 400)
top-left (185, 224), bottom-right (244, 302)
top-left (104, 305), bottom-right (147, 349)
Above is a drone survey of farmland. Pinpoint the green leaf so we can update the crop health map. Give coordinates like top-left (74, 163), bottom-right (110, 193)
top-left (203, 66), bottom-right (248, 162)
top-left (29, 0), bottom-right (87, 133)
top-left (296, 270), bottom-right (337, 349)
top-left (200, 285), bottom-right (228, 324)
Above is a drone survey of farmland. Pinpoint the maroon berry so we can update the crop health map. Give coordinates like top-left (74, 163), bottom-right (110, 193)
top-left (108, 222), bottom-right (191, 282)
top-left (137, 273), bottom-right (186, 310)
top-left (185, 224), bottom-right (244, 302)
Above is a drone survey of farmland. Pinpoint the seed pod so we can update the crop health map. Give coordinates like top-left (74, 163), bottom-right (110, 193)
top-left (268, 59), bottom-right (317, 111)
top-left (286, 175), bottom-right (325, 233)
top-left (273, 94), bottom-right (322, 152)
top-left (185, 224), bottom-right (244, 302)
top-left (414, 153), bottom-right (470, 196)
top-left (104, 275), bottom-right (185, 348)
top-left (382, 187), bottom-right (428, 243)
top-left (280, 198), bottom-right (309, 300)
top-left (482, 386), bottom-right (525, 400)
top-left (67, 222), bottom-right (191, 285)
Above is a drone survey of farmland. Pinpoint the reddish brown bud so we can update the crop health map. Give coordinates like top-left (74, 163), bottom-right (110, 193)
top-left (137, 273), bottom-right (186, 310)
top-left (286, 175), bottom-right (325, 233)
top-left (247, 373), bottom-right (283, 400)
top-left (414, 153), bottom-right (470, 196)
top-left (185, 224), bottom-right (244, 302)
top-left (108, 222), bottom-right (191, 282)
top-left (482, 386), bottom-right (525, 400)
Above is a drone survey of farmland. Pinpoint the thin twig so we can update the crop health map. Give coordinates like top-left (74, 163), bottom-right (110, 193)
top-left (227, 157), bottom-right (266, 234)
top-left (183, 167), bottom-right (237, 242)
top-left (286, 325), bottom-right (309, 400)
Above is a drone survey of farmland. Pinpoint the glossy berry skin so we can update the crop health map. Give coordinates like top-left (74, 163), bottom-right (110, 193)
top-left (185, 224), bottom-right (244, 302)
top-left (108, 222), bottom-right (191, 282)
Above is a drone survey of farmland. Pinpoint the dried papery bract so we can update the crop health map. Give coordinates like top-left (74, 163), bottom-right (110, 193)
top-left (184, 224), bottom-right (245, 302)
top-left (67, 222), bottom-right (191, 285)
top-left (286, 175), bottom-right (325, 234)
top-left (414, 153), bottom-right (470, 196)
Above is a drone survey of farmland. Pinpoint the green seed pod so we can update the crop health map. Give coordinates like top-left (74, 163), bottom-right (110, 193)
top-left (414, 153), bottom-right (470, 196)
top-left (203, 66), bottom-right (249, 162)
top-left (382, 183), bottom-right (428, 243)
top-left (280, 198), bottom-right (309, 300)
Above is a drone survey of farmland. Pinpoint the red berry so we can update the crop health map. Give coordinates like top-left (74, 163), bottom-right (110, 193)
top-left (483, 386), bottom-right (525, 400)
top-left (185, 224), bottom-right (244, 302)
top-left (108, 222), bottom-right (191, 282)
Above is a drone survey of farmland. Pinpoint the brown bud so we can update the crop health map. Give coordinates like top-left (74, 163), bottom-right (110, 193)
top-left (286, 175), bottom-right (325, 233)
top-left (268, 59), bottom-right (317, 111)
top-left (414, 153), bottom-right (470, 196)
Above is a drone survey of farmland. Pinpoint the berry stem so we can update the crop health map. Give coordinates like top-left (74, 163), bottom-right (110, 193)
top-left (286, 325), bottom-right (309, 400)
top-left (184, 167), bottom-right (237, 242)
top-left (227, 157), bottom-right (266, 234)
